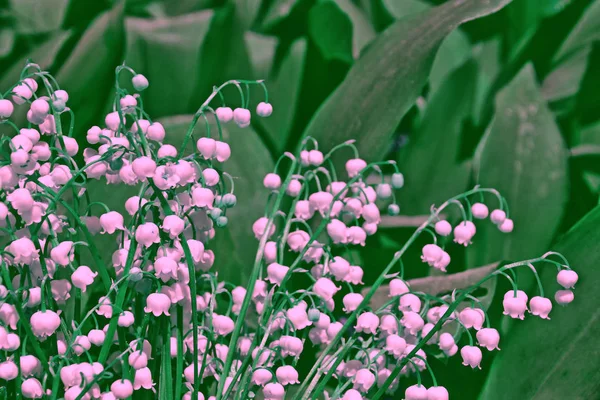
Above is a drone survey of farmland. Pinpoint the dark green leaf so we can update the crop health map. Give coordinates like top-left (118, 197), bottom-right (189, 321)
top-left (235, 0), bottom-right (262, 30)
top-left (0, 30), bottom-right (72, 90)
top-left (468, 64), bottom-right (569, 267)
top-left (245, 32), bottom-right (277, 79)
top-left (56, 2), bottom-right (125, 140)
top-left (160, 115), bottom-right (274, 285)
top-left (258, 38), bottom-right (307, 152)
top-left (333, 0), bottom-right (376, 58)
top-left (301, 0), bottom-right (514, 161)
top-left (472, 38), bottom-right (501, 126)
top-left (125, 10), bottom-right (213, 117)
top-left (429, 30), bottom-right (471, 96)
top-left (191, 4), bottom-right (254, 109)
top-left (382, 0), bottom-right (472, 97)
top-left (308, 1), bottom-right (354, 64)
top-left (397, 60), bottom-right (476, 215)
top-left (0, 28), bottom-right (15, 57)
top-left (554, 0), bottom-right (600, 62)
top-left (542, 46), bottom-right (591, 102)
top-left (382, 0), bottom-right (428, 19)
top-left (480, 205), bottom-right (600, 400)
top-left (9, 0), bottom-right (69, 34)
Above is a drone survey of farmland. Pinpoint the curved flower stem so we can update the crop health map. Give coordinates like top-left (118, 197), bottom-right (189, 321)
top-left (295, 187), bottom-right (509, 400)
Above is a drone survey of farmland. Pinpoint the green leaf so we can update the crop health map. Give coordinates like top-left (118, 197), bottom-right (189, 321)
top-left (382, 0), bottom-right (429, 19)
top-left (308, 1), bottom-right (354, 64)
top-left (245, 32), bottom-right (277, 79)
top-left (429, 29), bottom-right (471, 96)
top-left (301, 0), bottom-right (514, 162)
top-left (504, 0), bottom-right (571, 51)
top-left (333, 0), bottom-right (376, 58)
top-left (160, 115), bottom-right (274, 285)
top-left (125, 10), bottom-right (213, 117)
top-left (472, 38), bottom-right (501, 126)
top-left (542, 46), bottom-right (591, 102)
top-left (56, 2), bottom-right (125, 140)
top-left (0, 28), bottom-right (15, 57)
top-left (191, 4), bottom-right (254, 108)
top-left (555, 0), bottom-right (600, 62)
top-left (468, 64), bottom-right (569, 267)
top-left (382, 0), bottom-right (472, 97)
top-left (397, 60), bottom-right (476, 215)
top-left (9, 0), bottom-right (69, 34)
top-left (258, 38), bottom-right (307, 152)
top-left (0, 30), bottom-right (71, 90)
top-left (235, 0), bottom-right (262, 30)
top-left (479, 205), bottom-right (600, 400)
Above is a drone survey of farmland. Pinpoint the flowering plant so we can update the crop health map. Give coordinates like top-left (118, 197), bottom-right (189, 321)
top-left (0, 62), bottom-right (580, 400)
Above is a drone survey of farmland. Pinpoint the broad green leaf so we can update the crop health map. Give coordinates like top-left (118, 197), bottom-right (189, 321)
top-left (9, 0), bottom-right (69, 34)
top-left (383, 0), bottom-right (472, 97)
top-left (555, 0), bottom-right (600, 62)
top-left (333, 0), bottom-right (376, 58)
top-left (504, 0), bottom-right (571, 51)
top-left (125, 10), bottom-right (213, 118)
top-left (480, 205), bottom-right (600, 400)
top-left (542, 46), bottom-right (591, 102)
top-left (161, 115), bottom-right (274, 285)
top-left (302, 0), bottom-right (513, 162)
top-left (0, 30), bottom-right (72, 90)
top-left (429, 30), bottom-right (471, 95)
top-left (0, 28), bottom-right (15, 57)
top-left (577, 120), bottom-right (600, 145)
top-left (472, 38), bottom-right (501, 126)
top-left (245, 32), bottom-right (277, 79)
top-left (235, 0), bottom-right (262, 30)
top-left (308, 1), bottom-right (354, 64)
top-left (258, 38), bottom-right (307, 152)
top-left (468, 64), bottom-right (569, 267)
top-left (397, 60), bottom-right (476, 215)
top-left (56, 3), bottom-right (125, 140)
top-left (382, 0), bottom-right (428, 19)
top-left (190, 4), bottom-right (254, 109)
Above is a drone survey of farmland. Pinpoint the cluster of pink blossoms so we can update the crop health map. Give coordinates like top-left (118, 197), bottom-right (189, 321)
top-left (0, 63), bottom-right (578, 400)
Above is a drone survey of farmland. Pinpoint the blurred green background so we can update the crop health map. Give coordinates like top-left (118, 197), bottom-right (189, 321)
top-left (2, 0), bottom-right (600, 398)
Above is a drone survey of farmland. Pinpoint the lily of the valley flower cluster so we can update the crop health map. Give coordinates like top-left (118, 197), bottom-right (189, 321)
top-left (0, 63), bottom-right (578, 400)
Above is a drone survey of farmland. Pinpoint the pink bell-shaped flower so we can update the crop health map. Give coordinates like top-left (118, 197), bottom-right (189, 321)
top-left (111, 379), bottom-right (134, 399)
top-left (276, 365), bottom-right (300, 385)
top-left (21, 378), bottom-right (43, 399)
top-left (144, 293), bottom-right (171, 316)
top-left (161, 215), bottom-right (185, 239)
top-left (30, 310), bottom-right (61, 340)
top-left (133, 367), bottom-right (154, 390)
top-left (0, 360), bottom-right (18, 380)
top-left (71, 265), bottom-right (97, 292)
top-left (100, 211), bottom-right (124, 234)
top-left (251, 368), bottom-right (272, 386)
top-left (6, 237), bottom-right (39, 265)
top-left (461, 345), bottom-right (483, 369)
top-left (263, 382), bottom-right (285, 400)
top-left (135, 223), bottom-right (160, 247)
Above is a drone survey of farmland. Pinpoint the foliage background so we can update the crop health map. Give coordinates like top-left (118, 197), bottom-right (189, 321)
top-left (1, 0), bottom-right (600, 398)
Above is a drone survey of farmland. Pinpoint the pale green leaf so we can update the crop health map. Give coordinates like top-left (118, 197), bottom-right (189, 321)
top-left (397, 60), bottom-right (476, 215)
top-left (480, 205), bottom-right (600, 400)
top-left (125, 11), bottom-right (213, 117)
top-left (302, 0), bottom-right (513, 162)
top-left (468, 64), bottom-right (569, 267)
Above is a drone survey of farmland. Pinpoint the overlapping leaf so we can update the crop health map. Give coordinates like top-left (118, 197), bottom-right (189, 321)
top-left (302, 0), bottom-right (513, 161)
